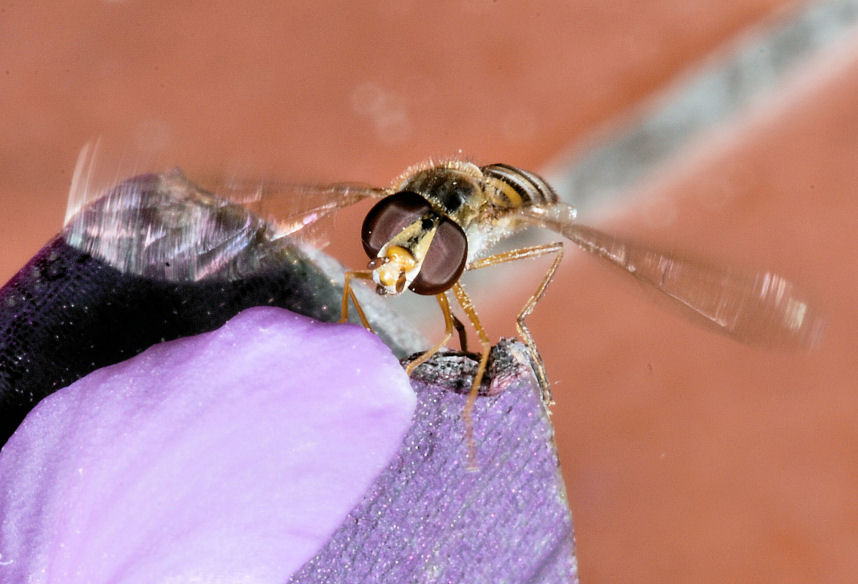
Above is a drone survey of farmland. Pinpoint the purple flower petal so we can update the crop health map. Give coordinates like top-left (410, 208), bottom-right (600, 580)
top-left (291, 342), bottom-right (579, 583)
top-left (0, 306), bottom-right (416, 582)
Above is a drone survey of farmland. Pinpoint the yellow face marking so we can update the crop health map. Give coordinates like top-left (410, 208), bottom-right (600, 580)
top-left (386, 245), bottom-right (417, 269)
top-left (376, 245), bottom-right (417, 291)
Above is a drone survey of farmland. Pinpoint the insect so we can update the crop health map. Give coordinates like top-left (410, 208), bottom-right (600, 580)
top-left (65, 149), bottom-right (824, 429)
top-left (228, 158), bottom-right (824, 430)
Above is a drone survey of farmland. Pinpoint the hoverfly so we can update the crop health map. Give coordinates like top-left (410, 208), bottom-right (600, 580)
top-left (65, 150), bottom-right (825, 431)
top-left (214, 158), bottom-right (824, 431)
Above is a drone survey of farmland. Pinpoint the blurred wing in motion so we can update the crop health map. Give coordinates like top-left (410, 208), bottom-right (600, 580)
top-left (67, 142), bottom-right (388, 242)
top-left (62, 144), bottom-right (386, 281)
top-left (63, 143), bottom-right (388, 281)
top-left (210, 177), bottom-right (388, 240)
top-left (519, 204), bottom-right (825, 349)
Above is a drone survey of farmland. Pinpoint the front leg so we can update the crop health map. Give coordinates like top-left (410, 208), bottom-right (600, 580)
top-left (404, 293), bottom-right (457, 375)
top-left (340, 269), bottom-right (374, 330)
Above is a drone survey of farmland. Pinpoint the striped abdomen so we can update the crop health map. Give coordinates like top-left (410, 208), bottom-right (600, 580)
top-left (480, 163), bottom-right (560, 210)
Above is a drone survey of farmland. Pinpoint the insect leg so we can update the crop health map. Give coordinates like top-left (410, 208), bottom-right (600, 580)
top-left (451, 281), bottom-right (492, 465)
top-left (467, 242), bottom-right (564, 406)
top-left (404, 292), bottom-right (456, 375)
top-left (340, 270), bottom-right (374, 331)
top-left (452, 313), bottom-right (468, 352)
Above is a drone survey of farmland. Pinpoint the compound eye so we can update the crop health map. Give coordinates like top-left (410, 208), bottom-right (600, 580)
top-left (361, 191), bottom-right (431, 257)
top-left (409, 217), bottom-right (468, 295)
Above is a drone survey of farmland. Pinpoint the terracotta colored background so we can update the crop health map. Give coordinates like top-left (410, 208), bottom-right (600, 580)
top-left (2, 2), bottom-right (856, 582)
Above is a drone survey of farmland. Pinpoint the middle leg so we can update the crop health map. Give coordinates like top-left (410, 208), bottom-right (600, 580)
top-left (467, 242), bottom-right (564, 405)
top-left (450, 281), bottom-right (492, 464)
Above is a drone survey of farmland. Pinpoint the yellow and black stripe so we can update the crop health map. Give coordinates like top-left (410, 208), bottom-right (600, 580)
top-left (481, 163), bottom-right (558, 209)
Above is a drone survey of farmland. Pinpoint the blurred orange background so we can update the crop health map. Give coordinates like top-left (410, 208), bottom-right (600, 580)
top-left (2, 2), bottom-right (857, 582)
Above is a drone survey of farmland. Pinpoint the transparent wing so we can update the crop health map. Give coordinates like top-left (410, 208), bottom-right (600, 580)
top-left (210, 177), bottom-right (388, 239)
top-left (519, 204), bottom-right (825, 349)
top-left (66, 142), bottom-right (388, 240)
top-left (63, 142), bottom-right (388, 281)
